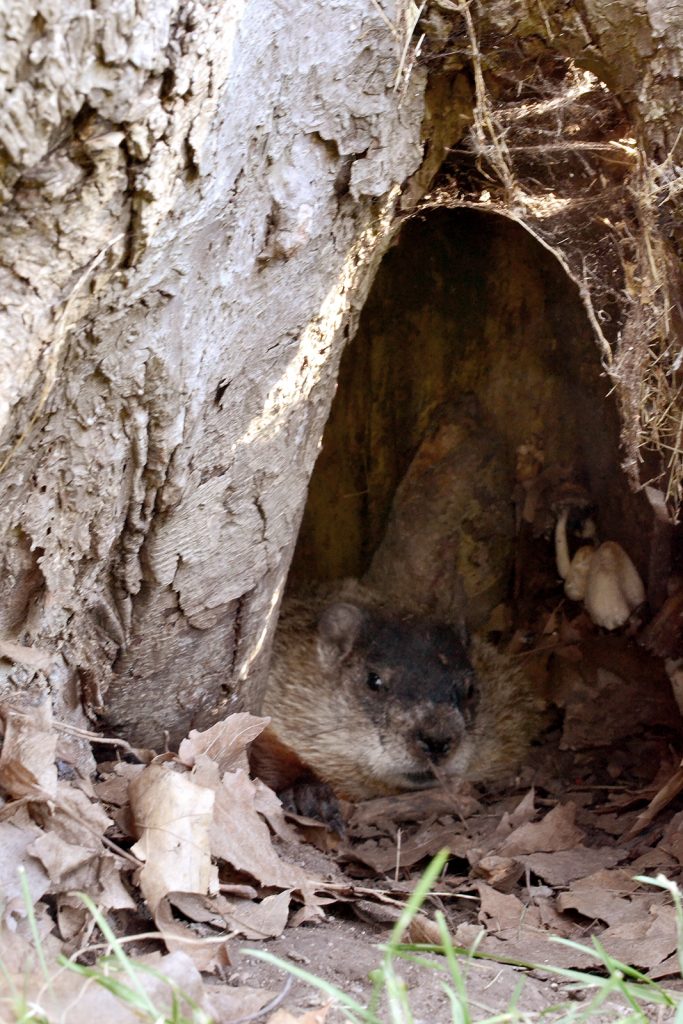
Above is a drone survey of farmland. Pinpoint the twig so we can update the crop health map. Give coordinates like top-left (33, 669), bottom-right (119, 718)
top-left (53, 719), bottom-right (143, 759)
top-left (394, 828), bottom-right (403, 883)
top-left (100, 833), bottom-right (144, 868)
top-left (394, 1), bottom-right (425, 91)
top-left (69, 926), bottom-right (238, 960)
top-left (230, 975), bottom-right (295, 1024)
top-left (370, 0), bottom-right (399, 38)
top-left (456, 0), bottom-right (515, 193)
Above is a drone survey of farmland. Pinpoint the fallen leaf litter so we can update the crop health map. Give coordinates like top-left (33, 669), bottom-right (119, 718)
top-left (1, 627), bottom-right (683, 1020)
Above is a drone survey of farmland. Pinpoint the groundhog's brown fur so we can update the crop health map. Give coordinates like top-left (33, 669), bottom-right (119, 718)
top-left (258, 583), bottom-right (544, 801)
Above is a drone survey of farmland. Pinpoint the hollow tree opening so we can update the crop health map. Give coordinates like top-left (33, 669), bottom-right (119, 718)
top-left (290, 207), bottom-right (651, 635)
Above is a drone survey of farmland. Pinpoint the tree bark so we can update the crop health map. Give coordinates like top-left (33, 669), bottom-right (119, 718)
top-left (0, 0), bottom-right (426, 752)
top-left (0, 0), bottom-right (680, 754)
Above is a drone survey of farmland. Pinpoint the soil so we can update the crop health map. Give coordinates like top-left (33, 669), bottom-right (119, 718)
top-left (233, 917), bottom-right (567, 1021)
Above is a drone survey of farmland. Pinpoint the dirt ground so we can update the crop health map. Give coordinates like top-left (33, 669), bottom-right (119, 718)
top-left (234, 915), bottom-right (572, 1021)
top-left (232, 678), bottom-right (683, 1022)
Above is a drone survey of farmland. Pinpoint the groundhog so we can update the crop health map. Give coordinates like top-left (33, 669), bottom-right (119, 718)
top-left (254, 584), bottom-right (544, 802)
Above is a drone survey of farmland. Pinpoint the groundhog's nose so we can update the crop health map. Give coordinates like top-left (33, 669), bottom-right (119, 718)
top-left (416, 732), bottom-right (452, 762)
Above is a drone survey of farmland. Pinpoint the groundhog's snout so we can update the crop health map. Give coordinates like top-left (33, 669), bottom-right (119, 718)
top-left (415, 730), bottom-right (452, 762)
top-left (409, 706), bottom-right (467, 767)
top-left (413, 729), bottom-right (450, 761)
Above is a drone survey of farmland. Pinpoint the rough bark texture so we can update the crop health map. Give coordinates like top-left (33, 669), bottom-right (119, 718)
top-left (0, 0), bottom-right (681, 753)
top-left (0, 0), bottom-right (426, 752)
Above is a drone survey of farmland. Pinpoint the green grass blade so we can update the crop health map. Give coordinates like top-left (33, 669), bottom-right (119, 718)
top-left (548, 936), bottom-right (676, 1007)
top-left (244, 949), bottom-right (375, 1023)
top-left (441, 980), bottom-right (469, 1024)
top-left (386, 849), bottom-right (450, 950)
top-left (63, 962), bottom-right (156, 1011)
top-left (636, 874), bottom-right (683, 981)
top-left (435, 910), bottom-right (471, 1024)
top-left (394, 942), bottom-right (537, 970)
top-left (69, 894), bottom-right (159, 1018)
top-left (18, 868), bottom-right (49, 986)
top-left (384, 966), bottom-right (414, 1024)
top-left (379, 850), bottom-right (452, 1024)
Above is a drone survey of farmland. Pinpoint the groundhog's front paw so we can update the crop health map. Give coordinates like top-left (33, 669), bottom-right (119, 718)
top-left (279, 778), bottom-right (346, 836)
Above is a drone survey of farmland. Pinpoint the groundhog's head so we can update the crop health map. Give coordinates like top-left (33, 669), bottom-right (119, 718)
top-left (314, 601), bottom-right (479, 798)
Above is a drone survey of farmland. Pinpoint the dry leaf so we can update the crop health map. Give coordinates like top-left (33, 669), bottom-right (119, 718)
top-left (252, 778), bottom-right (301, 841)
top-left (489, 789), bottom-right (536, 846)
top-left (206, 985), bottom-right (279, 1023)
top-left (12, 949), bottom-right (214, 1023)
top-left (0, 922), bottom-right (50, 975)
top-left (571, 867), bottom-right (641, 895)
top-left (626, 761), bottom-right (683, 836)
top-left (44, 782), bottom-right (113, 848)
top-left (592, 811), bottom-right (635, 836)
top-left (476, 931), bottom-right (597, 970)
top-left (476, 882), bottom-right (542, 934)
top-left (498, 802), bottom-right (583, 856)
top-left (178, 714), bottom-right (269, 775)
top-left (56, 893), bottom-right (91, 943)
top-left (94, 761), bottom-right (146, 806)
top-left (18, 782), bottom-right (122, 911)
top-left (0, 704), bottom-right (57, 799)
top-left (168, 891), bottom-right (226, 924)
top-left (350, 785), bottom-right (480, 828)
top-left (268, 1005), bottom-right (331, 1024)
top-left (27, 799), bottom-right (133, 912)
top-left (353, 899), bottom-right (402, 927)
top-left (153, 898), bottom-right (231, 971)
top-left (406, 912), bottom-right (442, 944)
top-left (533, 895), bottom-right (577, 937)
top-left (558, 885), bottom-right (648, 926)
top-left (597, 905), bottom-right (678, 969)
top-left (473, 855), bottom-right (524, 892)
top-left (648, 952), bottom-right (683, 980)
top-left (130, 764), bottom-right (217, 912)
top-left (555, 638), bottom-right (680, 750)
top-left (219, 883), bottom-right (260, 899)
top-left (217, 889), bottom-right (293, 939)
top-left (0, 965), bottom-right (145, 1024)
top-left (520, 845), bottom-right (626, 886)
top-left (641, 590), bottom-right (683, 659)
top-left (453, 921), bottom-right (485, 948)
top-left (171, 888), bottom-right (292, 939)
top-left (510, 788), bottom-right (536, 824)
top-left (291, 902), bottom-right (329, 927)
top-left (0, 813), bottom-right (49, 919)
top-left (350, 823), bottom-right (467, 873)
top-left (29, 831), bottom-right (97, 885)
top-left (211, 770), bottom-right (313, 897)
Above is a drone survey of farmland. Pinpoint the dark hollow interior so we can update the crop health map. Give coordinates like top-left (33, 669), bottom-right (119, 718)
top-left (290, 208), bottom-right (650, 605)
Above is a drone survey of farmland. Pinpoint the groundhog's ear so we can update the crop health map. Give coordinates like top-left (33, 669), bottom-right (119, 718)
top-left (317, 602), bottom-right (365, 663)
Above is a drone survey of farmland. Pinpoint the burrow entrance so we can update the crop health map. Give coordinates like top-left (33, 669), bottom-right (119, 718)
top-left (290, 207), bottom-right (651, 630)
top-left (285, 204), bottom-right (683, 814)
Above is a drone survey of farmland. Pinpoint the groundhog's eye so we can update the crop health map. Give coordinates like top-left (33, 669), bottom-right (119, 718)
top-left (458, 672), bottom-right (477, 703)
top-left (366, 671), bottom-right (383, 691)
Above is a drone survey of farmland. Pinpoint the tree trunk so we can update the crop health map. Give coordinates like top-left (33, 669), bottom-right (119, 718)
top-left (0, 0), bottom-right (426, 753)
top-left (0, 0), bottom-right (680, 755)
